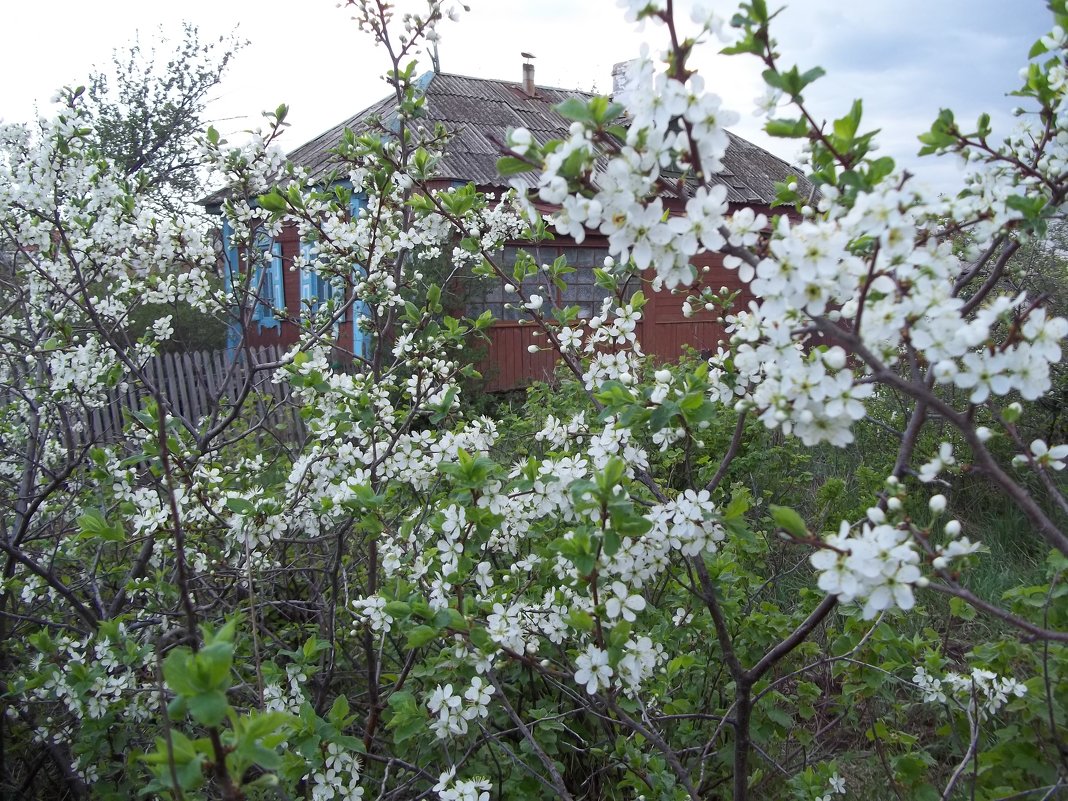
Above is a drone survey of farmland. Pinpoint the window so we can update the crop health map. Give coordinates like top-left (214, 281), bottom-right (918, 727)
top-left (472, 245), bottom-right (619, 320)
top-left (350, 194), bottom-right (371, 360)
top-left (299, 241), bottom-right (336, 317)
top-left (250, 228), bottom-right (284, 329)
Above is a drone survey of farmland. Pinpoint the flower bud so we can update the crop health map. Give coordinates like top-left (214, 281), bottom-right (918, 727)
top-left (929, 494), bottom-right (947, 514)
top-left (944, 519), bottom-right (962, 537)
top-left (821, 346), bottom-right (847, 370)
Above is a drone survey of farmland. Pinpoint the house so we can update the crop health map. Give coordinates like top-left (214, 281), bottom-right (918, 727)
top-left (212, 64), bottom-right (812, 390)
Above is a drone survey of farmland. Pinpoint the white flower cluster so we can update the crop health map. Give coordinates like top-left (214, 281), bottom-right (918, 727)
top-left (574, 645), bottom-right (613, 694)
top-left (617, 635), bottom-right (666, 695)
top-left (350, 596), bottom-right (394, 635)
top-left (433, 769), bottom-right (491, 801)
top-left (427, 677), bottom-right (495, 739)
top-left (810, 511), bottom-right (922, 619)
top-left (815, 773), bottom-right (847, 801)
top-left (574, 635), bottom-right (665, 697)
top-left (264, 663), bottom-right (309, 715)
top-left (305, 742), bottom-right (364, 801)
top-left (511, 52), bottom-right (738, 291)
top-left (718, 174), bottom-right (1067, 455)
top-left (17, 627), bottom-right (157, 787)
top-left (648, 489), bottom-right (725, 558)
top-left (913, 665), bottom-right (1027, 717)
top-left (918, 442), bottom-right (956, 484)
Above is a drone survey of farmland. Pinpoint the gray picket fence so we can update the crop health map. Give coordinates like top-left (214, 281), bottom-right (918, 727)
top-left (85, 345), bottom-right (304, 444)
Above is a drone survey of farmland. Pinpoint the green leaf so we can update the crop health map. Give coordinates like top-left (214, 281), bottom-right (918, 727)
top-left (568, 610), bottom-right (595, 632)
top-left (256, 190), bottom-right (287, 213)
top-left (187, 690), bottom-right (229, 727)
top-left (387, 690), bottom-right (416, 712)
top-left (328, 695), bottom-right (350, 727)
top-left (666, 654), bottom-right (696, 677)
top-left (723, 487), bottom-right (752, 520)
top-left (469, 626), bottom-right (492, 651)
top-left (764, 117), bottom-right (809, 138)
top-left (163, 649), bottom-right (200, 696)
top-left (385, 690), bottom-right (426, 745)
top-left (949, 596), bottom-right (976, 621)
top-left (608, 621), bottom-right (632, 649)
top-left (764, 704), bottom-right (793, 729)
top-left (77, 509), bottom-right (125, 542)
top-left (390, 714), bottom-right (425, 744)
top-left (555, 98), bottom-right (594, 124)
top-left (917, 109), bottom-right (959, 155)
top-left (1029, 38), bottom-right (1050, 59)
top-left (833, 99), bottom-right (863, 142)
top-left (405, 625), bottom-right (437, 649)
top-left (769, 505), bottom-right (808, 538)
top-left (496, 156), bottom-right (535, 177)
top-left (603, 529), bottom-right (620, 557)
top-left (226, 497), bottom-right (256, 516)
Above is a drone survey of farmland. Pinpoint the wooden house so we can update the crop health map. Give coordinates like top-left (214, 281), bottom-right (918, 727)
top-left (211, 66), bottom-right (811, 390)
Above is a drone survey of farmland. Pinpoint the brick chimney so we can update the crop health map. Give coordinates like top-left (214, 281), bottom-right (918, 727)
top-left (611, 62), bottom-right (627, 96)
top-left (612, 59), bottom-right (638, 98)
top-left (521, 53), bottom-right (536, 96)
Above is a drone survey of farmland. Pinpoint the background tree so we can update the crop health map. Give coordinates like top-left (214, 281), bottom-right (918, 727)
top-left (84, 22), bottom-right (245, 215)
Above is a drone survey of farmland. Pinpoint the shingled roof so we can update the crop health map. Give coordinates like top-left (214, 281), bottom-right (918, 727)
top-left (285, 71), bottom-right (811, 206)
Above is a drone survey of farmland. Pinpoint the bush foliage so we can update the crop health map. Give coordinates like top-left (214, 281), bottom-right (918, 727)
top-left (0, 1), bottom-right (1066, 800)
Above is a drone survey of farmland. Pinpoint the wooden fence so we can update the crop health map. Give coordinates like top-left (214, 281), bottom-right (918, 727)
top-left (85, 345), bottom-right (304, 444)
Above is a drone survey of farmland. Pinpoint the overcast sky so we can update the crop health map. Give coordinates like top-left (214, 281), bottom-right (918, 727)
top-left (0, 0), bottom-right (1053, 194)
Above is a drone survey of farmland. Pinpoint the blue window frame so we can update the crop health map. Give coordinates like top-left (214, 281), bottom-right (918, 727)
top-left (350, 194), bottom-right (371, 360)
top-left (222, 220), bottom-right (241, 352)
top-left (251, 228), bottom-right (284, 331)
top-left (299, 241), bottom-right (335, 316)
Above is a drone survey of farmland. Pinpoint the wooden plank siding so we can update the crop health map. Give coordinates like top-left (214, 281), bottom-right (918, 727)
top-left (478, 249), bottom-right (746, 390)
top-left (480, 323), bottom-right (564, 391)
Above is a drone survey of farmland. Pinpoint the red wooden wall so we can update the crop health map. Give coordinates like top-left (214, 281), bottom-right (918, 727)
top-left (479, 249), bottom-right (747, 391)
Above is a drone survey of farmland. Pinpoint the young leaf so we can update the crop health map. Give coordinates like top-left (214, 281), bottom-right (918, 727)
top-left (769, 505), bottom-right (808, 538)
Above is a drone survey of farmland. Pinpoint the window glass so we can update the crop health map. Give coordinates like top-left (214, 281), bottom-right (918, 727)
top-left (472, 245), bottom-right (620, 320)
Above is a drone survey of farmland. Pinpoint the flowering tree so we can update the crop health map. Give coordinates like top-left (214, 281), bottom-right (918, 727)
top-left (1, 1), bottom-right (1066, 800)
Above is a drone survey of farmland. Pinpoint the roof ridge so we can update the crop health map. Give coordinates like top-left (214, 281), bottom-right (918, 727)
top-left (426, 70), bottom-right (598, 99)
